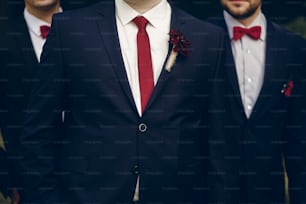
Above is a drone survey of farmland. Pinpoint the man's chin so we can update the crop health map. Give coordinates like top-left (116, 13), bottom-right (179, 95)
top-left (226, 7), bottom-right (255, 19)
top-left (34, 3), bottom-right (58, 11)
top-left (230, 12), bottom-right (251, 19)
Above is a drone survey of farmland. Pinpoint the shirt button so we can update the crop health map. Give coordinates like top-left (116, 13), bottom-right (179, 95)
top-left (138, 123), bottom-right (147, 132)
top-left (247, 49), bottom-right (251, 54)
top-left (247, 77), bottom-right (252, 83)
top-left (247, 105), bottom-right (252, 110)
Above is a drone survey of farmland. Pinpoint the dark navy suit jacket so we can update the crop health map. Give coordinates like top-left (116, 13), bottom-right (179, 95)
top-left (208, 16), bottom-right (306, 204)
top-left (0, 22), bottom-right (8, 196)
top-left (0, 15), bottom-right (40, 198)
top-left (18, 1), bottom-right (224, 203)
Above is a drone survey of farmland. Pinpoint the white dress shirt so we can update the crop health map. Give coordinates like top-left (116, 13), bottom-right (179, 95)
top-left (24, 8), bottom-right (51, 62)
top-left (224, 11), bottom-right (267, 118)
top-left (115, 0), bottom-right (171, 201)
top-left (115, 0), bottom-right (171, 116)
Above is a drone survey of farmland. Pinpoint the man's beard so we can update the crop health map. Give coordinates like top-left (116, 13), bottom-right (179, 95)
top-left (224, 4), bottom-right (260, 19)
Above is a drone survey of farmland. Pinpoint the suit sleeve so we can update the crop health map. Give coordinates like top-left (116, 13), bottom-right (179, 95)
top-left (0, 148), bottom-right (8, 197)
top-left (19, 15), bottom-right (66, 203)
top-left (284, 36), bottom-right (306, 204)
top-left (0, 23), bottom-right (8, 198)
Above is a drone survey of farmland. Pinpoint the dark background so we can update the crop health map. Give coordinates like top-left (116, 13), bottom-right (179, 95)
top-left (0, 0), bottom-right (306, 35)
top-left (1, 0), bottom-right (305, 21)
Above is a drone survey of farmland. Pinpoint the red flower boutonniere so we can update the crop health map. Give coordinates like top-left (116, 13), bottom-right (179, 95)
top-left (281, 80), bottom-right (294, 97)
top-left (165, 29), bottom-right (191, 72)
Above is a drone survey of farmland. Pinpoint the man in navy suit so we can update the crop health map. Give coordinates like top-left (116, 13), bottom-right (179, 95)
top-left (18, 0), bottom-right (224, 203)
top-left (208, 0), bottom-right (306, 203)
top-left (0, 0), bottom-right (61, 202)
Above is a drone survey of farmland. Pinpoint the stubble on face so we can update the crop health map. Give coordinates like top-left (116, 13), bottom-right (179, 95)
top-left (220, 0), bottom-right (262, 20)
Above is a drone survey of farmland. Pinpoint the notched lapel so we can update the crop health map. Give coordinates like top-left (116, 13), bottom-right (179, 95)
top-left (143, 7), bottom-right (186, 115)
top-left (94, 4), bottom-right (188, 117)
top-left (223, 21), bottom-right (284, 121)
top-left (224, 38), bottom-right (245, 108)
top-left (214, 18), bottom-right (245, 118)
top-left (95, 2), bottom-right (138, 115)
top-left (13, 17), bottom-right (39, 68)
top-left (250, 22), bottom-right (282, 120)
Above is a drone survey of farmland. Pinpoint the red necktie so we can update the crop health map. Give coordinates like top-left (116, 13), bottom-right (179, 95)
top-left (40, 25), bottom-right (51, 39)
top-left (133, 16), bottom-right (154, 113)
top-left (233, 26), bottom-right (261, 41)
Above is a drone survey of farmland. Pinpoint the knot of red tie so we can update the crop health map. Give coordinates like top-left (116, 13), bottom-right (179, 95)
top-left (233, 26), bottom-right (262, 41)
top-left (40, 25), bottom-right (51, 39)
top-left (133, 16), bottom-right (149, 31)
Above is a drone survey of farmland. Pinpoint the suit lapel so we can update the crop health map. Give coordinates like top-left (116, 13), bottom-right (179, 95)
top-left (89, 7), bottom-right (287, 121)
top-left (95, 2), bottom-right (138, 115)
top-left (249, 21), bottom-right (281, 120)
top-left (215, 18), bottom-right (246, 119)
top-left (13, 17), bottom-right (39, 70)
top-left (95, 3), bottom-right (186, 116)
top-left (210, 17), bottom-right (287, 124)
top-left (143, 6), bottom-right (185, 114)
top-left (224, 36), bottom-right (246, 115)
top-left (221, 19), bottom-right (283, 121)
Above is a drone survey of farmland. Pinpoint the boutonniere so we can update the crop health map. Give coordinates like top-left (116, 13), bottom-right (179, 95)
top-left (165, 29), bottom-right (191, 72)
top-left (281, 79), bottom-right (294, 97)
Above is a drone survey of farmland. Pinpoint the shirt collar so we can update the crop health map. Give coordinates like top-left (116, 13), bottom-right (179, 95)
top-left (115, 0), bottom-right (170, 29)
top-left (24, 7), bottom-right (62, 38)
top-left (223, 10), bottom-right (267, 41)
top-left (24, 8), bottom-right (50, 37)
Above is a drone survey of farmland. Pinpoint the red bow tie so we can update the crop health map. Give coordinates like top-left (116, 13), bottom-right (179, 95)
top-left (233, 26), bottom-right (261, 40)
top-left (40, 25), bottom-right (51, 39)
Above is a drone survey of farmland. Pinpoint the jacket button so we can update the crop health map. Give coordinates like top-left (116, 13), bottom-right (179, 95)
top-left (138, 123), bottom-right (147, 132)
top-left (133, 165), bottom-right (140, 175)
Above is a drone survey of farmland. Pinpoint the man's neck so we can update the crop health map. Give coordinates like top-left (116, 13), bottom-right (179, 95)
top-left (25, 3), bottom-right (61, 24)
top-left (123, 0), bottom-right (161, 14)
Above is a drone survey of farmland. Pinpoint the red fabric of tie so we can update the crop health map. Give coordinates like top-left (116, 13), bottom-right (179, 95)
top-left (133, 16), bottom-right (154, 113)
top-left (233, 26), bottom-right (261, 41)
top-left (40, 25), bottom-right (51, 39)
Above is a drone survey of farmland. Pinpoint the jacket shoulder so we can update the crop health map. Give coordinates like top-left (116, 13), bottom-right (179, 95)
top-left (173, 7), bottom-right (224, 34)
top-left (270, 21), bottom-right (306, 46)
top-left (52, 1), bottom-right (113, 20)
